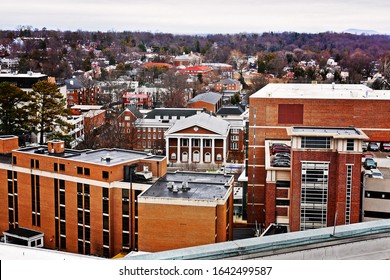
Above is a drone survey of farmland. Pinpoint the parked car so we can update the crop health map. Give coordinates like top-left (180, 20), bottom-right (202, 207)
top-left (273, 158), bottom-right (290, 164)
top-left (369, 168), bottom-right (384, 179)
top-left (271, 143), bottom-right (289, 148)
top-left (362, 153), bottom-right (374, 159)
top-left (274, 153), bottom-right (291, 159)
top-left (271, 145), bottom-right (291, 154)
top-left (273, 161), bottom-right (290, 168)
top-left (363, 158), bottom-right (377, 170)
top-left (380, 142), bottom-right (390, 152)
top-left (368, 142), bottom-right (379, 151)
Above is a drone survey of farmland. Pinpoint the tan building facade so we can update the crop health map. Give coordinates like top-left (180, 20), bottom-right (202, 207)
top-left (138, 171), bottom-right (234, 252)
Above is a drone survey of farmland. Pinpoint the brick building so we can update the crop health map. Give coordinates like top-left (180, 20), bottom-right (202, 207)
top-left (134, 108), bottom-right (203, 153)
top-left (213, 78), bottom-right (242, 94)
top-left (264, 127), bottom-right (368, 232)
top-left (247, 83), bottom-right (390, 228)
top-left (0, 136), bottom-right (166, 258)
top-left (165, 112), bottom-right (230, 166)
top-left (138, 171), bottom-right (234, 252)
top-left (65, 77), bottom-right (99, 108)
top-left (187, 92), bottom-right (223, 113)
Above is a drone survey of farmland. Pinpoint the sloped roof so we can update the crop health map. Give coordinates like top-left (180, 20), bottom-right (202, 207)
top-left (119, 106), bottom-right (143, 119)
top-left (217, 78), bottom-right (240, 85)
top-left (166, 112), bottom-right (230, 136)
top-left (187, 92), bottom-right (222, 105)
top-left (216, 105), bottom-right (245, 116)
top-left (65, 77), bottom-right (84, 90)
top-left (145, 108), bottom-right (203, 119)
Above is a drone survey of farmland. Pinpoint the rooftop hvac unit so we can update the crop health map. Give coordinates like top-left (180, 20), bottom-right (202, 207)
top-left (181, 181), bottom-right (191, 192)
top-left (167, 182), bottom-right (174, 190)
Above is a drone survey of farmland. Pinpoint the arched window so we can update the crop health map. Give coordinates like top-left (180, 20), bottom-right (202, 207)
top-left (204, 152), bottom-right (211, 163)
top-left (216, 154), bottom-right (222, 161)
top-left (182, 152), bottom-right (188, 162)
top-left (193, 151), bottom-right (200, 162)
top-left (171, 153), bottom-right (176, 160)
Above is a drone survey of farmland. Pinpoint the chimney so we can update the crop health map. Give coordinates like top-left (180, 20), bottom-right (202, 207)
top-left (0, 135), bottom-right (19, 154)
top-left (48, 140), bottom-right (65, 154)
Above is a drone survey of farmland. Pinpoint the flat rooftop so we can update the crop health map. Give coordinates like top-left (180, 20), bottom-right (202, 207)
top-left (288, 126), bottom-right (368, 139)
top-left (3, 227), bottom-right (43, 239)
top-left (140, 171), bottom-right (233, 201)
top-left (0, 72), bottom-right (47, 79)
top-left (251, 83), bottom-right (390, 100)
top-left (17, 146), bottom-right (158, 166)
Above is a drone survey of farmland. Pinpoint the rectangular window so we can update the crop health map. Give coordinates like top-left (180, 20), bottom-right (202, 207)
top-left (278, 104), bottom-right (304, 124)
top-left (13, 156), bottom-right (17, 164)
top-left (347, 139), bottom-right (354, 151)
top-left (193, 139), bottom-right (200, 147)
top-left (122, 216), bottom-right (129, 231)
top-left (345, 165), bottom-right (353, 224)
top-left (103, 231), bottom-right (109, 246)
top-left (204, 139), bottom-right (211, 147)
top-left (122, 233), bottom-right (130, 248)
top-left (84, 168), bottom-right (90, 176)
top-left (54, 163), bottom-right (58, 171)
top-left (103, 216), bottom-right (109, 230)
top-left (231, 142), bottom-right (238, 150)
top-left (181, 139), bottom-right (189, 147)
top-left (300, 162), bottom-right (329, 231)
top-left (103, 200), bottom-right (109, 214)
top-left (102, 171), bottom-right (109, 179)
top-left (77, 167), bottom-right (83, 174)
top-left (60, 236), bottom-right (66, 249)
top-left (301, 137), bottom-right (331, 149)
top-left (59, 164), bottom-right (65, 171)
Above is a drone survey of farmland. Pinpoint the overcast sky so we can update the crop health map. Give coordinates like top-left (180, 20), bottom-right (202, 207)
top-left (2, 0), bottom-right (390, 34)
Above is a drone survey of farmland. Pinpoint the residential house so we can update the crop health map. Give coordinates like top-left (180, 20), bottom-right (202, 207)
top-left (186, 91), bottom-right (223, 113)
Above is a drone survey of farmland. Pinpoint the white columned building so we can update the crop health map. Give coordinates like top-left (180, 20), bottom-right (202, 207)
top-left (165, 112), bottom-right (230, 167)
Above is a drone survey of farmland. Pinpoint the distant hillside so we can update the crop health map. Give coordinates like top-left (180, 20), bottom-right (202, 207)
top-left (344, 28), bottom-right (379, 35)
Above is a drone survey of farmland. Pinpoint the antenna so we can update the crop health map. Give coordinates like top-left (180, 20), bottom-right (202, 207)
top-left (254, 220), bottom-right (260, 237)
top-left (332, 210), bottom-right (338, 237)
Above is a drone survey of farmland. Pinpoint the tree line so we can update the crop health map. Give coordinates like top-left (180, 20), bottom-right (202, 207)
top-left (1, 28), bottom-right (390, 83)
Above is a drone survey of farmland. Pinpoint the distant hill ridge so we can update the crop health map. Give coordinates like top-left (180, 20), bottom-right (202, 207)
top-left (343, 28), bottom-right (380, 35)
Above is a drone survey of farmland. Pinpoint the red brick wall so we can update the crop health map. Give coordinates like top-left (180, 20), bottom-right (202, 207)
top-left (289, 150), bottom-right (361, 231)
top-left (248, 96), bottom-right (390, 224)
top-left (0, 136), bottom-right (18, 154)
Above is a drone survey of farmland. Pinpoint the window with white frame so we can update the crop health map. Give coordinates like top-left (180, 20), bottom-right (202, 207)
top-left (193, 139), bottom-right (200, 147)
top-left (346, 139), bottom-right (354, 151)
top-left (124, 116), bottom-right (130, 121)
top-left (216, 154), bottom-right (222, 161)
top-left (181, 139), bottom-right (189, 147)
top-left (204, 139), bottom-right (211, 147)
top-left (301, 137), bottom-right (331, 149)
top-left (231, 128), bottom-right (240, 134)
top-left (231, 135), bottom-right (239, 141)
top-left (171, 153), bottom-right (176, 160)
top-left (231, 142), bottom-right (239, 150)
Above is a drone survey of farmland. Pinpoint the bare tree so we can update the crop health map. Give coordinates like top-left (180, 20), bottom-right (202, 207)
top-left (161, 70), bottom-right (189, 108)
